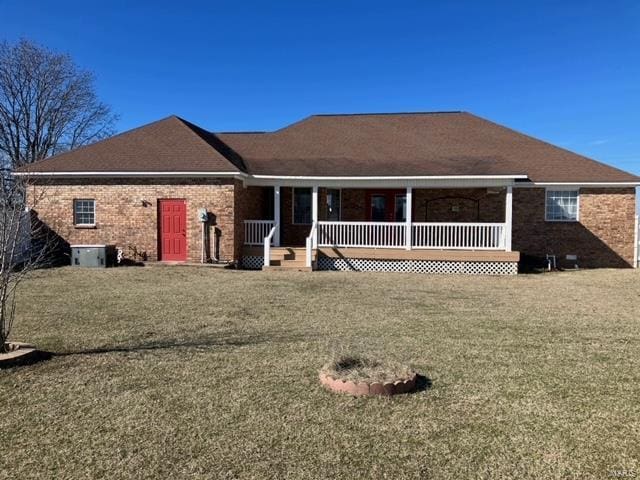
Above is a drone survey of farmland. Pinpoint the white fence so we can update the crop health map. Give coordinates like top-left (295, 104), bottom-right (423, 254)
top-left (244, 220), bottom-right (275, 246)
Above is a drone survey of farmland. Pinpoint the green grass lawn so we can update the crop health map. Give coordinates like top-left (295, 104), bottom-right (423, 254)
top-left (2, 267), bottom-right (639, 479)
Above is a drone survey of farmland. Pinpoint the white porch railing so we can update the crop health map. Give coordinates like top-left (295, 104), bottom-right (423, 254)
top-left (306, 221), bottom-right (318, 268)
top-left (263, 223), bottom-right (278, 267)
top-left (245, 220), bottom-right (275, 246)
top-left (318, 221), bottom-right (406, 249)
top-left (412, 222), bottom-right (505, 250)
top-left (247, 220), bottom-right (507, 251)
top-left (317, 221), bottom-right (506, 250)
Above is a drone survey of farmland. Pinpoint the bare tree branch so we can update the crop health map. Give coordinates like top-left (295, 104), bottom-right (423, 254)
top-left (0, 39), bottom-right (117, 169)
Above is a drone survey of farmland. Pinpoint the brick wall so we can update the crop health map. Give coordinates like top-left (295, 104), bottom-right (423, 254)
top-left (413, 188), bottom-right (505, 222)
top-left (28, 178), bottom-right (238, 263)
top-left (341, 189), bottom-right (366, 221)
top-left (512, 188), bottom-right (636, 268)
top-left (32, 181), bottom-right (635, 268)
top-left (340, 188), bottom-right (505, 222)
top-left (233, 182), bottom-right (268, 256)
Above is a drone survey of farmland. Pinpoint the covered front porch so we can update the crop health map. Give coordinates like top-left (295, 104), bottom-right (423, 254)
top-left (241, 182), bottom-right (519, 274)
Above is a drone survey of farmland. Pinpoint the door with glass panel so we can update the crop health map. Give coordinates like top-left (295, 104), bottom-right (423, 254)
top-left (365, 190), bottom-right (407, 246)
top-left (366, 190), bottom-right (406, 222)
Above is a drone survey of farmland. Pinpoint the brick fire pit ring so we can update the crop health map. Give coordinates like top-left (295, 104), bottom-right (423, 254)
top-left (319, 371), bottom-right (417, 396)
top-left (0, 342), bottom-right (38, 367)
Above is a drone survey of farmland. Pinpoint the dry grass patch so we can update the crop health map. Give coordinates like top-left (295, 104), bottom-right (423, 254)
top-left (1, 266), bottom-right (639, 479)
top-left (321, 354), bottom-right (415, 383)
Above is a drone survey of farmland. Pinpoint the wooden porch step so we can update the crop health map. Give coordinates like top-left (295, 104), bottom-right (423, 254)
top-left (266, 257), bottom-right (316, 269)
top-left (269, 247), bottom-right (306, 261)
top-left (263, 247), bottom-right (316, 272)
top-left (269, 259), bottom-right (308, 266)
top-left (262, 265), bottom-right (313, 272)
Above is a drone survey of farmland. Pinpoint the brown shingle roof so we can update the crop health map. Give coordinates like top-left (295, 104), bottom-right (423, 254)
top-left (22, 116), bottom-right (244, 173)
top-left (216, 112), bottom-right (639, 183)
top-left (20, 111), bottom-right (639, 183)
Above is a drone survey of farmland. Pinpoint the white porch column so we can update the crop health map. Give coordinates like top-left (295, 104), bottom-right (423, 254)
top-left (505, 186), bottom-right (513, 252)
top-left (273, 186), bottom-right (281, 246)
top-left (312, 185), bottom-right (318, 248)
top-left (405, 187), bottom-right (413, 250)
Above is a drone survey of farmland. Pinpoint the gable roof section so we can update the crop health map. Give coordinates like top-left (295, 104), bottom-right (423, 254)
top-left (20, 116), bottom-right (244, 174)
top-left (18, 112), bottom-right (639, 184)
top-left (216, 112), bottom-right (639, 183)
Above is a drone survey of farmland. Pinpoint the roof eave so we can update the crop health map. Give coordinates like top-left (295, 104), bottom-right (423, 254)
top-left (13, 171), bottom-right (247, 178)
top-left (522, 181), bottom-right (640, 187)
top-left (244, 174), bottom-right (529, 188)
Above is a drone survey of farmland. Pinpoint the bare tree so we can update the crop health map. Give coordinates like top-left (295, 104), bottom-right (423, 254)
top-left (0, 39), bottom-right (116, 169)
top-left (0, 39), bottom-right (116, 351)
top-left (0, 172), bottom-right (60, 352)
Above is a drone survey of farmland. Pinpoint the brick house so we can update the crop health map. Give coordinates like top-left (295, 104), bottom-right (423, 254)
top-left (16, 112), bottom-right (639, 274)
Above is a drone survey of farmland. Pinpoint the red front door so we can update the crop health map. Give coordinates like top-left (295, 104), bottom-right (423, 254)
top-left (158, 199), bottom-right (187, 261)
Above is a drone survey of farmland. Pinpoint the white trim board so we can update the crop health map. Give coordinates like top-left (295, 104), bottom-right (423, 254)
top-left (244, 177), bottom-right (524, 188)
top-left (14, 171), bottom-right (246, 179)
top-left (523, 182), bottom-right (639, 188)
top-left (250, 174), bottom-right (528, 180)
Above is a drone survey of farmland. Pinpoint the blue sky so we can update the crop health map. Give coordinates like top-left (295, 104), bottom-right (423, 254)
top-left (1, 0), bottom-right (639, 178)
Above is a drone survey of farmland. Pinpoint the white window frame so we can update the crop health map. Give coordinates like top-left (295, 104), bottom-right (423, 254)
top-left (325, 188), bottom-right (342, 221)
top-left (544, 188), bottom-right (580, 222)
top-left (73, 198), bottom-right (96, 227)
top-left (292, 187), bottom-right (312, 225)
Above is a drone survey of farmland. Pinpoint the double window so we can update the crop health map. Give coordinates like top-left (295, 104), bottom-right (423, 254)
top-left (74, 199), bottom-right (96, 226)
top-left (545, 190), bottom-right (579, 221)
top-left (293, 188), bottom-right (342, 223)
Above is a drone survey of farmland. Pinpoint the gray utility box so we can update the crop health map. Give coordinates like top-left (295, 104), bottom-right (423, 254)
top-left (71, 245), bottom-right (116, 268)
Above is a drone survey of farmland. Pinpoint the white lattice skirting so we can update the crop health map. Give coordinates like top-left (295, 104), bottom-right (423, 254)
top-left (317, 257), bottom-right (517, 275)
top-left (241, 256), bottom-right (265, 270)
top-left (242, 255), bottom-right (517, 275)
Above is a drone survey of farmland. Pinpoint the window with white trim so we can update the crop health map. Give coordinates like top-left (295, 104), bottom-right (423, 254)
top-left (545, 190), bottom-right (579, 221)
top-left (293, 188), bottom-right (312, 224)
top-left (74, 199), bottom-right (96, 226)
